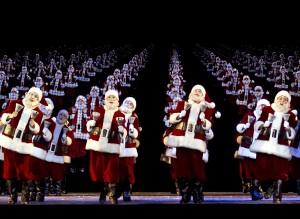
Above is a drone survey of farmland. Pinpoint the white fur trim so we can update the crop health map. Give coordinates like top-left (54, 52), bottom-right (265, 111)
top-left (45, 98), bottom-right (54, 111)
top-left (46, 151), bottom-right (64, 164)
top-left (169, 113), bottom-right (181, 124)
top-left (43, 128), bottom-right (52, 142)
top-left (205, 129), bottom-right (214, 140)
top-left (202, 150), bottom-right (209, 163)
top-left (66, 136), bottom-right (72, 145)
top-left (238, 146), bottom-right (256, 159)
top-left (28, 87), bottom-right (43, 101)
top-left (1, 113), bottom-right (10, 124)
top-left (236, 124), bottom-right (246, 133)
top-left (105, 90), bottom-right (119, 100)
top-left (86, 120), bottom-right (95, 132)
top-left (165, 147), bottom-right (177, 158)
top-left (250, 139), bottom-right (292, 160)
top-left (64, 156), bottom-right (71, 163)
top-left (191, 85), bottom-right (206, 97)
top-left (292, 109), bottom-right (298, 116)
top-left (31, 146), bottom-right (47, 160)
top-left (202, 119), bottom-right (212, 130)
top-left (166, 134), bottom-right (207, 152)
top-left (129, 128), bottom-right (138, 139)
top-left (287, 128), bottom-right (296, 140)
top-left (119, 144), bottom-right (138, 157)
top-left (215, 111), bottom-right (221, 118)
top-left (85, 138), bottom-right (120, 154)
top-left (29, 121), bottom-right (40, 134)
top-left (0, 147), bottom-right (3, 161)
top-left (254, 121), bottom-right (264, 132)
top-left (275, 90), bottom-right (291, 103)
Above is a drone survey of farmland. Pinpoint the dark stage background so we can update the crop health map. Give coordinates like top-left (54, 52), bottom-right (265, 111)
top-left (1, 31), bottom-right (299, 194)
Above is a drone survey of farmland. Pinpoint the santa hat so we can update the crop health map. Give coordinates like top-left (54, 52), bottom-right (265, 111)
top-left (274, 90), bottom-right (291, 103)
top-left (256, 98), bottom-right (270, 108)
top-left (59, 109), bottom-right (69, 119)
top-left (45, 98), bottom-right (54, 111)
top-left (191, 84), bottom-right (206, 97)
top-left (105, 90), bottom-right (119, 100)
top-left (123, 97), bottom-right (136, 110)
top-left (204, 92), bottom-right (221, 118)
top-left (28, 87), bottom-right (43, 102)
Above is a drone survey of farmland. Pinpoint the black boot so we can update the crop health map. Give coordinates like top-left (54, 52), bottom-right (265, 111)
top-left (264, 181), bottom-right (275, 199)
top-left (21, 181), bottom-right (30, 204)
top-left (177, 178), bottom-right (191, 204)
top-left (250, 179), bottom-right (263, 200)
top-left (7, 180), bottom-right (18, 204)
top-left (99, 182), bottom-right (108, 204)
top-left (28, 180), bottom-right (36, 201)
top-left (55, 180), bottom-right (62, 196)
top-left (123, 183), bottom-right (132, 202)
top-left (174, 179), bottom-right (180, 195)
top-left (242, 180), bottom-right (251, 193)
top-left (44, 177), bottom-right (51, 196)
top-left (192, 179), bottom-right (204, 203)
top-left (35, 180), bottom-right (45, 202)
top-left (273, 180), bottom-right (283, 204)
top-left (108, 183), bottom-right (118, 204)
top-left (61, 176), bottom-right (67, 194)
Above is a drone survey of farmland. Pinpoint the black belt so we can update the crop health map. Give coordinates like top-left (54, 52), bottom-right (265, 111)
top-left (90, 127), bottom-right (119, 140)
top-left (241, 136), bottom-right (253, 145)
top-left (33, 134), bottom-right (48, 144)
top-left (175, 122), bottom-right (205, 134)
top-left (3, 124), bottom-right (33, 140)
top-left (260, 127), bottom-right (287, 140)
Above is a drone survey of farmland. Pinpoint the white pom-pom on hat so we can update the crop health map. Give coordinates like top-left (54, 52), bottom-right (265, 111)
top-left (291, 109), bottom-right (298, 116)
top-left (215, 111), bottom-right (221, 118)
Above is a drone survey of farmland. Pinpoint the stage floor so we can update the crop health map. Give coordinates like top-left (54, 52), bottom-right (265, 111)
top-left (1, 192), bottom-right (300, 205)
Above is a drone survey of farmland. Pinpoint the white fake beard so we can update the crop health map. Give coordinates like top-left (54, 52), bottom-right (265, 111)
top-left (272, 102), bottom-right (290, 113)
top-left (24, 97), bottom-right (39, 109)
top-left (190, 93), bottom-right (203, 103)
top-left (105, 100), bottom-right (119, 110)
top-left (120, 105), bottom-right (133, 114)
top-left (57, 117), bottom-right (67, 125)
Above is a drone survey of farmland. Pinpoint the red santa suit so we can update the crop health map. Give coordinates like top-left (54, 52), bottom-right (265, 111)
top-left (26, 98), bottom-right (56, 202)
top-left (289, 119), bottom-right (300, 195)
top-left (85, 90), bottom-right (126, 204)
top-left (118, 97), bottom-right (140, 201)
top-left (166, 84), bottom-right (214, 204)
top-left (236, 99), bottom-right (270, 196)
top-left (250, 90), bottom-right (297, 203)
top-left (45, 109), bottom-right (73, 194)
top-left (0, 87), bottom-right (44, 204)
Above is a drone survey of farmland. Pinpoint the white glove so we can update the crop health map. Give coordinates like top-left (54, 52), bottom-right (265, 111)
top-left (244, 123), bottom-right (250, 129)
top-left (199, 112), bottom-right (205, 121)
top-left (89, 120), bottom-right (96, 127)
top-left (179, 110), bottom-right (186, 118)
top-left (129, 131), bottom-right (135, 138)
top-left (42, 127), bottom-right (49, 134)
top-left (171, 147), bottom-right (176, 156)
top-left (264, 120), bottom-right (271, 127)
top-left (284, 121), bottom-right (290, 129)
top-left (118, 126), bottom-right (124, 133)
top-left (61, 137), bottom-right (67, 144)
top-left (62, 133), bottom-right (66, 139)
top-left (129, 124), bottom-right (134, 132)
